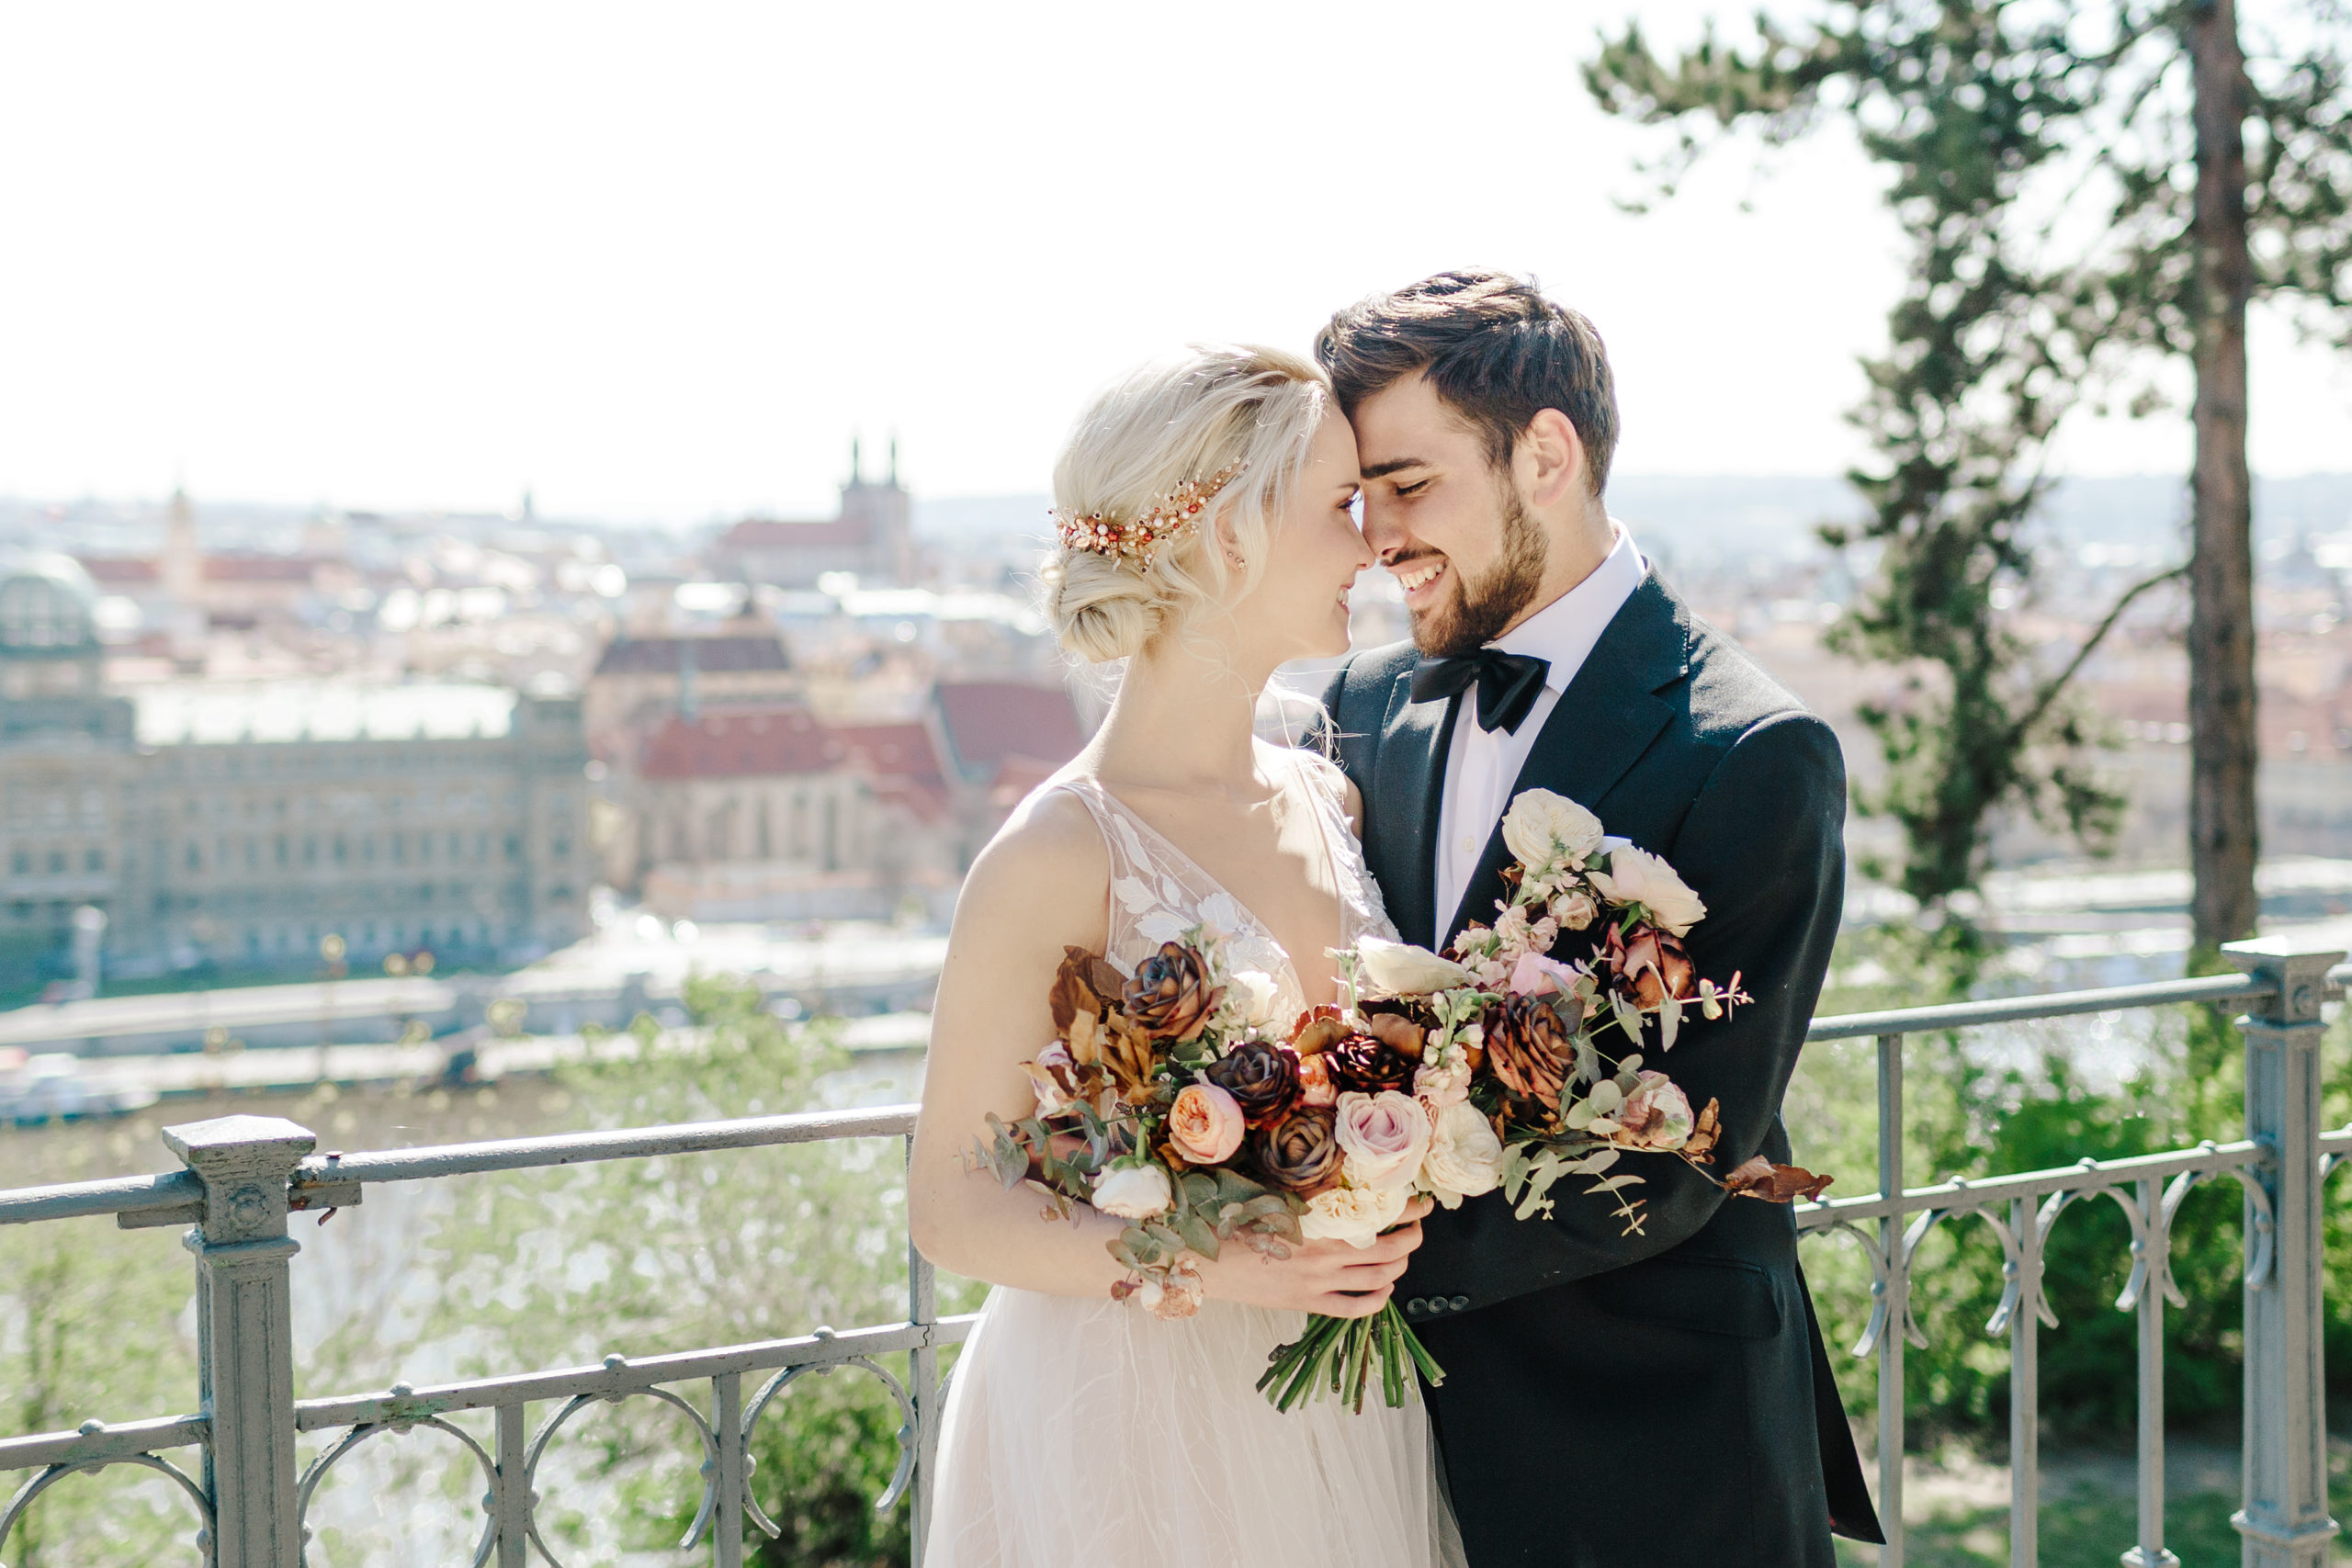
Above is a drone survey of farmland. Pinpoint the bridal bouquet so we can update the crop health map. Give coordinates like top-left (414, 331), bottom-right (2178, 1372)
top-left (969, 932), bottom-right (1447, 1414)
top-left (969, 785), bottom-right (1832, 1416)
top-left (1344, 786), bottom-right (1835, 1236)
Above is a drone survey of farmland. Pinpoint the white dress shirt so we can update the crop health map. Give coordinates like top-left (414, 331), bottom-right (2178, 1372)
top-left (1433, 525), bottom-right (1646, 936)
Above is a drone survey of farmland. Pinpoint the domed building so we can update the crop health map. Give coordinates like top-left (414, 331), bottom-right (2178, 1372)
top-left (0, 552), bottom-right (590, 993)
top-left (0, 556), bottom-right (139, 988)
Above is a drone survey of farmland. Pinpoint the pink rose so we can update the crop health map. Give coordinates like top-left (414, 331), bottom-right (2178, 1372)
top-left (1611, 1070), bottom-right (1695, 1151)
top-left (1295, 1053), bottom-right (1339, 1108)
top-left (1333, 1090), bottom-right (1432, 1190)
top-left (1507, 951), bottom-right (1582, 998)
top-left (1166, 1081), bottom-right (1246, 1165)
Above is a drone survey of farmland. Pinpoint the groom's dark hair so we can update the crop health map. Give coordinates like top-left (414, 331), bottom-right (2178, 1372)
top-left (1316, 269), bottom-right (1619, 497)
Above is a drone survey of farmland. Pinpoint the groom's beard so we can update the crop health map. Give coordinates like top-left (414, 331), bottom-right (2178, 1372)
top-left (1408, 487), bottom-right (1549, 659)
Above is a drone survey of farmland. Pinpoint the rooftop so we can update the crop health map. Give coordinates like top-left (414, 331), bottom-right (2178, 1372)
top-left (592, 633), bottom-right (793, 678)
top-left (134, 681), bottom-right (521, 746)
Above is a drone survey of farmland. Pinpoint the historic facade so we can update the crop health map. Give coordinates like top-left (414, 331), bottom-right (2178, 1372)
top-left (0, 555), bottom-right (589, 990)
top-left (709, 441), bottom-right (916, 588)
top-left (606, 678), bottom-right (1088, 923)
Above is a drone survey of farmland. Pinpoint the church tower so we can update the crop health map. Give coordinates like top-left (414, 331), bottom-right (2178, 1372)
top-left (161, 486), bottom-right (202, 605)
top-left (835, 435), bottom-right (915, 584)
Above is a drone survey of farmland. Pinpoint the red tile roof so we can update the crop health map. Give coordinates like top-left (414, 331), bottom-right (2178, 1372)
top-left (76, 556), bottom-right (160, 585)
top-left (205, 555), bottom-right (322, 582)
top-left (640, 707), bottom-right (836, 778)
top-left (593, 634), bottom-right (794, 677)
top-left (934, 680), bottom-right (1086, 778)
top-left (720, 517), bottom-right (874, 551)
top-left (639, 709), bottom-right (951, 819)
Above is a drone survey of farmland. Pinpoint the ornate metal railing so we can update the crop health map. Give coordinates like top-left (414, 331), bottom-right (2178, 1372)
top-left (0, 936), bottom-right (2343, 1567)
top-left (0, 1107), bottom-right (975, 1568)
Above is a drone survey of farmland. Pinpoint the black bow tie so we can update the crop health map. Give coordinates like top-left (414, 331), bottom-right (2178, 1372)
top-left (1409, 649), bottom-right (1552, 734)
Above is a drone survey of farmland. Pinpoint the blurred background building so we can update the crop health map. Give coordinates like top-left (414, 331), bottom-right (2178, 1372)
top-left (0, 445), bottom-right (1102, 999)
top-left (2, 442), bottom-right (2344, 1003)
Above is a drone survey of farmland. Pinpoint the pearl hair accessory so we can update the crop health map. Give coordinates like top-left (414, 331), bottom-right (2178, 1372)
top-left (1053, 462), bottom-right (1247, 563)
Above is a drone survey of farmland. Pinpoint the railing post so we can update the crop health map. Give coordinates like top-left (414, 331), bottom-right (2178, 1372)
top-left (164, 1114), bottom-right (316, 1568)
top-left (1876, 1032), bottom-right (1905, 1568)
top-left (906, 1134), bottom-right (940, 1568)
top-left (2224, 937), bottom-right (2344, 1568)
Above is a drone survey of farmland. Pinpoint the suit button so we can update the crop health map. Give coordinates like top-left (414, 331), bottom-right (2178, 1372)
top-left (1405, 1297), bottom-right (1428, 1316)
top-left (1449, 1295), bottom-right (1470, 1311)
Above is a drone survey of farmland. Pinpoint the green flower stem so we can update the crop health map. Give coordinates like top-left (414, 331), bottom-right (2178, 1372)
top-left (1258, 1302), bottom-right (1445, 1413)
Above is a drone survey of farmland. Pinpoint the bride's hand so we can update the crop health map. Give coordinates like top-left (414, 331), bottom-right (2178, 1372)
top-left (1197, 1196), bottom-right (1433, 1317)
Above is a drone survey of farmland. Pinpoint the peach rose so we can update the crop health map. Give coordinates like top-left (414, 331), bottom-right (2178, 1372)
top-left (1167, 1081), bottom-right (1246, 1165)
top-left (1295, 1052), bottom-right (1339, 1108)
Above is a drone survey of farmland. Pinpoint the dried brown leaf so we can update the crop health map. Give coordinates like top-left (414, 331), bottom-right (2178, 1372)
top-left (1721, 1156), bottom-right (1835, 1203)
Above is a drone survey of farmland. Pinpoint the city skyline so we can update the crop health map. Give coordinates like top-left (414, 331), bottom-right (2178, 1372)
top-left (5, 2), bottom-right (2348, 526)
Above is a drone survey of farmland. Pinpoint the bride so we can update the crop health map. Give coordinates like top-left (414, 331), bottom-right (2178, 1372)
top-left (909, 344), bottom-right (1455, 1568)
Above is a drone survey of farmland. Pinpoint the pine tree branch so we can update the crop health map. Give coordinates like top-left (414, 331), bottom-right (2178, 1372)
top-left (2005, 560), bottom-right (2188, 749)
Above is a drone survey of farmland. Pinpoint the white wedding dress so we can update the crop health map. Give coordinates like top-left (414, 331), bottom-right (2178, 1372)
top-left (924, 747), bottom-right (1461, 1568)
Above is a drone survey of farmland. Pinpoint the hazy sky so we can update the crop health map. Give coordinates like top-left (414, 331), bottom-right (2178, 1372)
top-left (3, 2), bottom-right (2345, 525)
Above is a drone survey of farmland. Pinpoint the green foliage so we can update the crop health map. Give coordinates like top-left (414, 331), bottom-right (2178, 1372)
top-left (0, 1145), bottom-right (199, 1566)
top-left (1587, 0), bottom-right (2352, 963)
top-left (1792, 954), bottom-right (2352, 1465)
top-left (409, 976), bottom-right (958, 1568)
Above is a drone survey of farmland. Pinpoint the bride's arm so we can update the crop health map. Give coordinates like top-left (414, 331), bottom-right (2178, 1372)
top-left (909, 790), bottom-right (1424, 1313)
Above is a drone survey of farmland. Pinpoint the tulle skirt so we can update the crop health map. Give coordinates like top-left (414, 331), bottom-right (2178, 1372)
top-left (925, 1286), bottom-right (1461, 1568)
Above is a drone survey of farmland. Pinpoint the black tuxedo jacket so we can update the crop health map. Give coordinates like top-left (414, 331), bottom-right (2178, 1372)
top-left (1319, 572), bottom-right (1882, 1568)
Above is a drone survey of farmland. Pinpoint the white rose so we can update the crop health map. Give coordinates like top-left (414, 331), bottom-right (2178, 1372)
top-left (1501, 789), bottom-right (1606, 873)
top-left (1419, 1100), bottom-right (1505, 1209)
top-left (1334, 1090), bottom-right (1432, 1190)
top-left (1356, 936), bottom-right (1476, 997)
top-left (1226, 968), bottom-right (1280, 1028)
top-left (1091, 1161), bottom-right (1173, 1220)
top-left (1588, 845), bottom-right (1708, 935)
top-left (1299, 1181), bottom-right (1409, 1248)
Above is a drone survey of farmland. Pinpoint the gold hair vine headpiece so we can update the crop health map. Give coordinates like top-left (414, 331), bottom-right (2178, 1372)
top-left (1052, 462), bottom-right (1247, 563)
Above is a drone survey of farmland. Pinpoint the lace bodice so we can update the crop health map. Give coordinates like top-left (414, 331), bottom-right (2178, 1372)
top-left (1053, 748), bottom-right (1398, 1022)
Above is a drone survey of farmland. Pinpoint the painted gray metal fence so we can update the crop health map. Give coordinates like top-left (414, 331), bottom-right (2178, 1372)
top-left (0, 934), bottom-right (2343, 1567)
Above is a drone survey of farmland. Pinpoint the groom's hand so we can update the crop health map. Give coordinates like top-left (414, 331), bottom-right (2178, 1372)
top-left (1202, 1196), bottom-right (1433, 1317)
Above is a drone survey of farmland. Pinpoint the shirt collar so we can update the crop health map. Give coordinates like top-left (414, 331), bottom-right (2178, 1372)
top-left (1490, 523), bottom-right (1646, 693)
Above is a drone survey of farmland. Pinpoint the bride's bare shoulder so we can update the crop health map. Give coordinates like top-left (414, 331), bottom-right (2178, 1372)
top-left (955, 782), bottom-right (1110, 926)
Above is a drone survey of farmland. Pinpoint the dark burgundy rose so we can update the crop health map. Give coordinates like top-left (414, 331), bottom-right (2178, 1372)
top-left (1322, 1032), bottom-right (1415, 1096)
top-left (1253, 1105), bottom-right (1344, 1196)
top-left (1204, 1039), bottom-right (1300, 1129)
top-left (1122, 942), bottom-right (1222, 1043)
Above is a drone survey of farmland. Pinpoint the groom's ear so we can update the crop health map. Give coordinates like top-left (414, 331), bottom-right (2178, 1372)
top-left (1519, 408), bottom-right (1591, 511)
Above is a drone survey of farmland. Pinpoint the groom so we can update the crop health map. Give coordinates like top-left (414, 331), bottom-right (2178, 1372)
top-left (1315, 271), bottom-right (1883, 1567)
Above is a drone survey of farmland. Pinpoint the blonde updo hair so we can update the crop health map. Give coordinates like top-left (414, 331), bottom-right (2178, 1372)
top-left (1042, 344), bottom-right (1330, 663)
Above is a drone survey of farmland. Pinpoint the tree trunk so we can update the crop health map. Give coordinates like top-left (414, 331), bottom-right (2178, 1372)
top-left (2187, 0), bottom-right (2260, 950)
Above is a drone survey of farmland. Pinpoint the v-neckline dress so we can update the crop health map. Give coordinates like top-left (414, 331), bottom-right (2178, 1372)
top-left (922, 748), bottom-right (1460, 1568)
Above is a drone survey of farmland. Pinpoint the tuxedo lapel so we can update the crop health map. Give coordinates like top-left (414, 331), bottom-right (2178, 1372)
top-left (1375, 675), bottom-right (1459, 952)
top-left (1443, 575), bottom-right (1693, 945)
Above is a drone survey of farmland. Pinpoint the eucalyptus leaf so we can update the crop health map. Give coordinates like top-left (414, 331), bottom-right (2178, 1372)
top-left (1176, 1212), bottom-right (1222, 1259)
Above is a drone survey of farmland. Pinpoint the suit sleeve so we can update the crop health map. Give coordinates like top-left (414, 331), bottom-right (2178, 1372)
top-left (1404, 709), bottom-right (1847, 1305)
